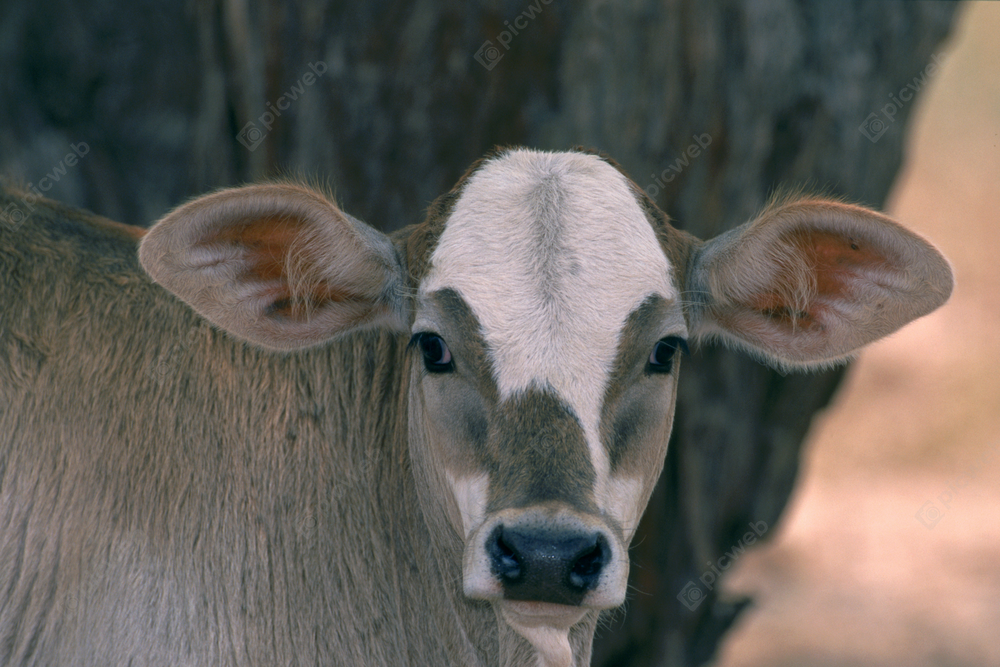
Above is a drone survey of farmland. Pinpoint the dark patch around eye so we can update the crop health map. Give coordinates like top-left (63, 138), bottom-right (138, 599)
top-left (600, 295), bottom-right (682, 472)
top-left (424, 288), bottom-right (501, 404)
top-left (609, 404), bottom-right (640, 458)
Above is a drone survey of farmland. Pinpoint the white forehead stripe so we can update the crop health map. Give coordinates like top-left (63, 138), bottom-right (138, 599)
top-left (422, 149), bottom-right (676, 487)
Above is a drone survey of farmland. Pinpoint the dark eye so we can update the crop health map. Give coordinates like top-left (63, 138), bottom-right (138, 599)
top-left (412, 333), bottom-right (454, 373)
top-left (648, 336), bottom-right (689, 374)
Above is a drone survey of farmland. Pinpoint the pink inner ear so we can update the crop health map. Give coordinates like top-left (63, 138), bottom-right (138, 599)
top-left (203, 215), bottom-right (362, 321)
top-left (748, 228), bottom-right (897, 332)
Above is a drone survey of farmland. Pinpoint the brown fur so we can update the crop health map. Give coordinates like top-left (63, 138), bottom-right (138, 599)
top-left (0, 188), bottom-right (489, 666)
top-left (0, 147), bottom-right (953, 666)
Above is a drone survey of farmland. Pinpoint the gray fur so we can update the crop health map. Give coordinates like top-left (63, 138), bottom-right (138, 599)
top-left (0, 147), bottom-right (954, 666)
top-left (0, 188), bottom-right (504, 666)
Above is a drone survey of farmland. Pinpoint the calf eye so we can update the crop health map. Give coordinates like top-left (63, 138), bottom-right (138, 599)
top-left (648, 336), bottom-right (689, 374)
top-left (412, 333), bottom-right (454, 373)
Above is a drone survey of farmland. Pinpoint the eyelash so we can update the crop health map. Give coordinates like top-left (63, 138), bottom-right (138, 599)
top-left (410, 332), bottom-right (454, 373)
top-left (409, 333), bottom-right (687, 375)
top-left (647, 336), bottom-right (689, 374)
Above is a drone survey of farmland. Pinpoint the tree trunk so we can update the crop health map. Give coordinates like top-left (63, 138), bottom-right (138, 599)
top-left (0, 1), bottom-right (958, 664)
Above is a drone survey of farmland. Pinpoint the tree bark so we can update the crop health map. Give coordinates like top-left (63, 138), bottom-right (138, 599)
top-left (0, 1), bottom-right (958, 664)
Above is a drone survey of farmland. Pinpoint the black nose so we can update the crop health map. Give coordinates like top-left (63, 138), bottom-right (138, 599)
top-left (486, 524), bottom-right (609, 605)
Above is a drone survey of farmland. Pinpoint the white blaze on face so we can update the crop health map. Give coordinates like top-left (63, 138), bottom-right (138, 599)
top-left (421, 149), bottom-right (676, 508)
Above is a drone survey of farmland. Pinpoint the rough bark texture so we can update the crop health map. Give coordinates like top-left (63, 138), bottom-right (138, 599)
top-left (0, 1), bottom-right (958, 665)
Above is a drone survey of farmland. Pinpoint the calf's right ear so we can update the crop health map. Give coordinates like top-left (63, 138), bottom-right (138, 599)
top-left (139, 184), bottom-right (408, 350)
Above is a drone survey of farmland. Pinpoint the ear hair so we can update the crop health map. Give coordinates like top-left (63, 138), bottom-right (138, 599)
top-left (139, 183), bottom-right (408, 350)
top-left (687, 198), bottom-right (953, 370)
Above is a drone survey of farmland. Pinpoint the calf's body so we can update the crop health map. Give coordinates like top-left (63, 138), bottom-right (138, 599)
top-left (0, 148), bottom-right (952, 666)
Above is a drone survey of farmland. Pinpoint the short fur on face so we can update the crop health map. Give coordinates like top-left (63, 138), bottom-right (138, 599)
top-left (411, 150), bottom-right (690, 663)
top-left (419, 149), bottom-right (680, 499)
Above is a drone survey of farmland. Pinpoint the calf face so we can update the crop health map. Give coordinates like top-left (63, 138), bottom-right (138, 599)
top-left (140, 147), bottom-right (952, 666)
top-left (407, 152), bottom-right (684, 638)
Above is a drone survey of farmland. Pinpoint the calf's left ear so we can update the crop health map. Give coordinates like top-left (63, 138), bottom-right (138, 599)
top-left (687, 199), bottom-right (954, 369)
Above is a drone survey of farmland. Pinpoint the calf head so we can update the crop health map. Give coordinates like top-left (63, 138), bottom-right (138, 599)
top-left (140, 148), bottom-right (952, 666)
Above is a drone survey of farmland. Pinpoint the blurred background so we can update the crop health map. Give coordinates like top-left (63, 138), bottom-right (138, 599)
top-left (1, 1), bottom-right (992, 665)
top-left (717, 4), bottom-right (1000, 665)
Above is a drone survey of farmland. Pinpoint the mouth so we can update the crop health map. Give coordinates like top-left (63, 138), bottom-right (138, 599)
top-left (499, 601), bottom-right (590, 667)
top-left (500, 600), bottom-right (589, 628)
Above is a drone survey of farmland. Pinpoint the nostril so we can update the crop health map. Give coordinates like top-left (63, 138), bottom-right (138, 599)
top-left (567, 535), bottom-right (607, 591)
top-left (487, 525), bottom-right (523, 582)
top-left (487, 524), bottom-right (610, 601)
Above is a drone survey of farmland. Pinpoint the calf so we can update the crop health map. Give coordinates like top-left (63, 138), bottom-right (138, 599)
top-left (0, 148), bottom-right (952, 666)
